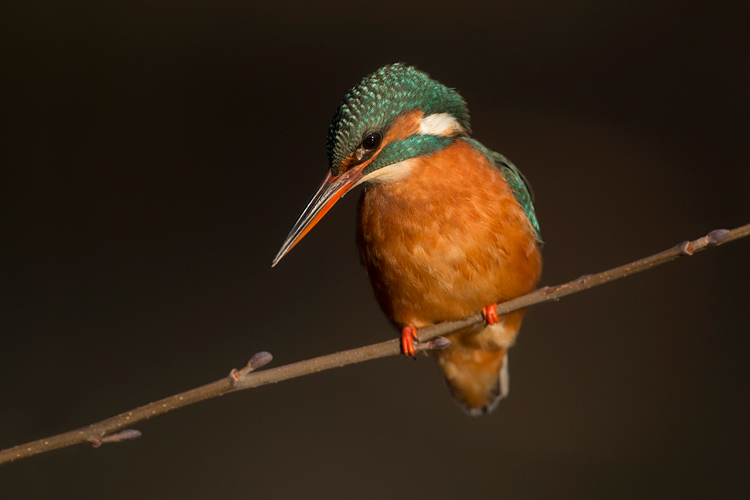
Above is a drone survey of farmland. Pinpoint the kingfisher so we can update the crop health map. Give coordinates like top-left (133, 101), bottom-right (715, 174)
top-left (272, 63), bottom-right (542, 415)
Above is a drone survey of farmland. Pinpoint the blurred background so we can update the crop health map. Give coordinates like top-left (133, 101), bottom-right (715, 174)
top-left (1, 2), bottom-right (748, 498)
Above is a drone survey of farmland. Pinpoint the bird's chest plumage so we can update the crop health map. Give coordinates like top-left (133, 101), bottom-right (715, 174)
top-left (356, 140), bottom-right (542, 328)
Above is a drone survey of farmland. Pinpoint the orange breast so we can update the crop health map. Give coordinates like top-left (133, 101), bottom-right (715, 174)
top-left (356, 139), bottom-right (542, 328)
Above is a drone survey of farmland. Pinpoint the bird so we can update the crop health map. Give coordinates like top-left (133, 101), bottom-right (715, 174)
top-left (272, 63), bottom-right (542, 415)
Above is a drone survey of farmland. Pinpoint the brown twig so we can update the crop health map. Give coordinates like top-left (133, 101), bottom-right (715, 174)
top-left (1, 224), bottom-right (747, 465)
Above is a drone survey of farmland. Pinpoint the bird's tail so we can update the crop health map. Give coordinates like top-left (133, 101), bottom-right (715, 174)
top-left (435, 344), bottom-right (509, 416)
top-left (434, 312), bottom-right (523, 416)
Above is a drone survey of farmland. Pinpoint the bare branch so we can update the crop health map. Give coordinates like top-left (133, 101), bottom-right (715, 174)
top-left (1, 224), bottom-right (747, 465)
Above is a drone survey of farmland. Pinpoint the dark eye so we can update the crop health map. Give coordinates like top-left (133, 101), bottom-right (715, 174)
top-left (362, 132), bottom-right (382, 150)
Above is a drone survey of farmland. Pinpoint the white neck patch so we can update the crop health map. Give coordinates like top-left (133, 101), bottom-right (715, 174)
top-left (419, 113), bottom-right (465, 136)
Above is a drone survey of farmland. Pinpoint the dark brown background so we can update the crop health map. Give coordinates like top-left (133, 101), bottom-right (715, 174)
top-left (2, 2), bottom-right (748, 498)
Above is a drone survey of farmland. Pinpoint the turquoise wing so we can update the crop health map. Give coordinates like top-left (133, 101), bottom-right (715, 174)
top-left (491, 151), bottom-right (541, 241)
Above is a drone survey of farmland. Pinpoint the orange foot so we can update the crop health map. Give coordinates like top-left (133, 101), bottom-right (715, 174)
top-left (401, 326), bottom-right (419, 358)
top-left (482, 304), bottom-right (500, 325)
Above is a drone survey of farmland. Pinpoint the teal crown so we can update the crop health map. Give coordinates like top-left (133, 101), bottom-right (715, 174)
top-left (326, 63), bottom-right (471, 174)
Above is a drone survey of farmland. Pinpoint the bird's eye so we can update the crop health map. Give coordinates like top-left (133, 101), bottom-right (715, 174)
top-left (362, 132), bottom-right (382, 150)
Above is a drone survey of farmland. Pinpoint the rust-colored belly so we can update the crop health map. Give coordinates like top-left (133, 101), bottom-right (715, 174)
top-left (356, 140), bottom-right (542, 329)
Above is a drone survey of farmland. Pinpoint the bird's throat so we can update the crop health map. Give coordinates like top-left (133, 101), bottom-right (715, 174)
top-left (356, 157), bottom-right (419, 187)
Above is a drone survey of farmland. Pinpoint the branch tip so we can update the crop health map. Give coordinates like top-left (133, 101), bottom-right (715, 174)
top-left (230, 351), bottom-right (274, 385)
top-left (89, 429), bottom-right (142, 448)
top-left (249, 351), bottom-right (273, 369)
top-left (426, 337), bottom-right (451, 350)
top-left (707, 229), bottom-right (730, 245)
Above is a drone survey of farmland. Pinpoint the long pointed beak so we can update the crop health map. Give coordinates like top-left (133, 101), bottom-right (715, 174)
top-left (272, 165), bottom-right (366, 267)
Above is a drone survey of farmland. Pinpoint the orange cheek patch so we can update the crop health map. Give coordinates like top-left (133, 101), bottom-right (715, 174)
top-left (384, 109), bottom-right (423, 144)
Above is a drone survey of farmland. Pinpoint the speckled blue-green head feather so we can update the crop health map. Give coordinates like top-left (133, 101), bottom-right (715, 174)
top-left (326, 63), bottom-right (470, 175)
top-left (324, 63), bottom-right (541, 241)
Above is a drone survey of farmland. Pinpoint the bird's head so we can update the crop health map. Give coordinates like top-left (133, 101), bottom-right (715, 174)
top-left (272, 63), bottom-right (470, 266)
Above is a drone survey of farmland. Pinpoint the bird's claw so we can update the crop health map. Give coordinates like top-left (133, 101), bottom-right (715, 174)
top-left (401, 326), bottom-right (419, 359)
top-left (482, 304), bottom-right (500, 325)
